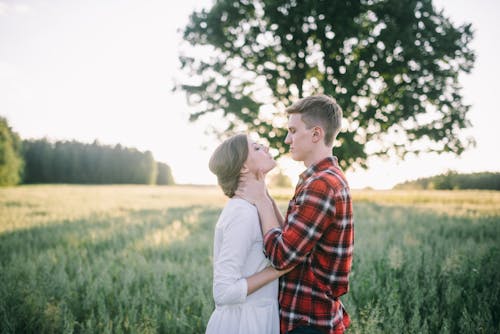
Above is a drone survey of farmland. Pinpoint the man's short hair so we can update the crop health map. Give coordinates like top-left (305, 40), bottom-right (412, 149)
top-left (286, 94), bottom-right (342, 147)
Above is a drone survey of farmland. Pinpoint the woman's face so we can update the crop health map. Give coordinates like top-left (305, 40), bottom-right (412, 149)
top-left (243, 136), bottom-right (276, 175)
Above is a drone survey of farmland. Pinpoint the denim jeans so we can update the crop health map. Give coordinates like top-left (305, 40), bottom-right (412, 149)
top-left (287, 326), bottom-right (324, 334)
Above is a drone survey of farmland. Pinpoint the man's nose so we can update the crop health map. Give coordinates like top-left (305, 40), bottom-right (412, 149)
top-left (284, 133), bottom-right (291, 144)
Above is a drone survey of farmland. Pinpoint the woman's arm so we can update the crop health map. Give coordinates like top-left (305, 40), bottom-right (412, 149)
top-left (213, 203), bottom-right (288, 305)
top-left (246, 266), bottom-right (292, 296)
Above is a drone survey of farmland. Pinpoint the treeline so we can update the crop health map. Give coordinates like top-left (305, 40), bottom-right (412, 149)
top-left (0, 117), bottom-right (24, 185)
top-left (0, 117), bottom-right (174, 186)
top-left (394, 171), bottom-right (500, 190)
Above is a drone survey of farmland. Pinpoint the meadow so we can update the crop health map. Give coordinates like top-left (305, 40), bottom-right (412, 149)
top-left (0, 185), bottom-right (499, 333)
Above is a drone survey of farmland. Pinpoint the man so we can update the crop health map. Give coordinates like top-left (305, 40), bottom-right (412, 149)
top-left (238, 94), bottom-right (354, 334)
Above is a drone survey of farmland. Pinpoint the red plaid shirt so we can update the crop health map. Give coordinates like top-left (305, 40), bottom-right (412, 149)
top-left (263, 157), bottom-right (354, 334)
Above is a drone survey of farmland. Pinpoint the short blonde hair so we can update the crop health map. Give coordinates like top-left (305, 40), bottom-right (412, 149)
top-left (286, 94), bottom-right (342, 147)
top-left (208, 134), bottom-right (248, 198)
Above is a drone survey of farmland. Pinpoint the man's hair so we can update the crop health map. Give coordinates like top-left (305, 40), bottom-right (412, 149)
top-left (286, 94), bottom-right (342, 147)
top-left (208, 134), bottom-right (248, 198)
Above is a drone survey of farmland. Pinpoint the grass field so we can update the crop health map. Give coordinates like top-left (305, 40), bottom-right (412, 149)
top-left (1, 185), bottom-right (499, 333)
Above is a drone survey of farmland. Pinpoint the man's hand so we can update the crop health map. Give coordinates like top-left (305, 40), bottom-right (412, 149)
top-left (235, 169), bottom-right (268, 205)
top-left (236, 169), bottom-right (281, 235)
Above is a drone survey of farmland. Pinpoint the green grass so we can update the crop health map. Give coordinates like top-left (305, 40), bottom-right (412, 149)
top-left (1, 185), bottom-right (499, 333)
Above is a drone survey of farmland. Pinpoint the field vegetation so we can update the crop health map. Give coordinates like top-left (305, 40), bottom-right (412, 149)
top-left (393, 171), bottom-right (500, 191)
top-left (1, 185), bottom-right (499, 333)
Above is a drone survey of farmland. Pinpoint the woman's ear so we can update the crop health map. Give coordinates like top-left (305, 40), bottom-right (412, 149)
top-left (240, 165), bottom-right (250, 174)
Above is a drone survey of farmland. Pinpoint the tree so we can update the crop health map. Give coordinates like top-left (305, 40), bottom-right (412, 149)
top-left (269, 169), bottom-right (292, 188)
top-left (156, 162), bottom-right (175, 185)
top-left (178, 0), bottom-right (475, 169)
top-left (22, 139), bottom-right (161, 185)
top-left (0, 117), bottom-right (23, 186)
top-left (22, 138), bottom-right (53, 183)
top-left (394, 171), bottom-right (500, 190)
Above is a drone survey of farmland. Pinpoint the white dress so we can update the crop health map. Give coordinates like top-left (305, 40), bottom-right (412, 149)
top-left (205, 198), bottom-right (279, 334)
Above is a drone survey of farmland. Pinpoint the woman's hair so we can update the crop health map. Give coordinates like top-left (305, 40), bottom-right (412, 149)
top-left (209, 134), bottom-right (248, 198)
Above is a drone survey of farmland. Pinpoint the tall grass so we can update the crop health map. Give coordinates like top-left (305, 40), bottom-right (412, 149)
top-left (0, 185), bottom-right (499, 333)
top-left (344, 202), bottom-right (499, 333)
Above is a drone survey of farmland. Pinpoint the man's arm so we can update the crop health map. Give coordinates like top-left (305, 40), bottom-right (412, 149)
top-left (261, 179), bottom-right (335, 270)
top-left (236, 172), bottom-right (284, 231)
top-left (255, 196), bottom-right (282, 234)
top-left (236, 172), bottom-right (329, 270)
top-left (268, 192), bottom-right (285, 227)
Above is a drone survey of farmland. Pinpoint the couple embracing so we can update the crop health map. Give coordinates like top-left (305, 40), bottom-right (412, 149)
top-left (205, 95), bottom-right (354, 334)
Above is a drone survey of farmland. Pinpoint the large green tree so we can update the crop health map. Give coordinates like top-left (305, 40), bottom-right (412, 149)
top-left (0, 117), bottom-right (23, 186)
top-left (177, 0), bottom-right (474, 169)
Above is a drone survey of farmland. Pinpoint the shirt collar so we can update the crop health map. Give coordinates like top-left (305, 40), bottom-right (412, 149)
top-left (298, 156), bottom-right (339, 184)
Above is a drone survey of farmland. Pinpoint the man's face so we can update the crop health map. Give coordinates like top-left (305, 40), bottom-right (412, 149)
top-left (284, 113), bottom-right (313, 162)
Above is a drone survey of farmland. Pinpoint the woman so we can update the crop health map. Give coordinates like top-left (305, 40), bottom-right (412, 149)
top-left (205, 134), bottom-right (288, 334)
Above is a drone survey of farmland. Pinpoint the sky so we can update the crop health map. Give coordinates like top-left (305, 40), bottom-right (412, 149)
top-left (1, 0), bottom-right (499, 188)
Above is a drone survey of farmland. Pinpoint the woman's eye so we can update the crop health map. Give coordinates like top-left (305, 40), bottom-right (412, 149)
top-left (254, 143), bottom-right (264, 150)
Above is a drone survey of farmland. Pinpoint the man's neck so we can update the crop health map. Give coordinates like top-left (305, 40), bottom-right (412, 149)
top-left (303, 147), bottom-right (333, 168)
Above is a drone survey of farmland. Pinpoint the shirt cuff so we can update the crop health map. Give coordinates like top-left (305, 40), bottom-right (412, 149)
top-left (262, 227), bottom-right (282, 258)
top-left (236, 278), bottom-right (248, 303)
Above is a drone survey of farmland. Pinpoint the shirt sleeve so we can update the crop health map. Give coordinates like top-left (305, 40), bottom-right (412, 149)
top-left (213, 204), bottom-right (257, 306)
top-left (263, 178), bottom-right (335, 270)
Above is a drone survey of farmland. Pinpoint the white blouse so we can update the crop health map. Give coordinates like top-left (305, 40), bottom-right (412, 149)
top-left (205, 198), bottom-right (279, 334)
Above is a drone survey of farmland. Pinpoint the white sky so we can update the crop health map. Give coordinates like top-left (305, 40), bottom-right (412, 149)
top-left (1, 0), bottom-right (499, 188)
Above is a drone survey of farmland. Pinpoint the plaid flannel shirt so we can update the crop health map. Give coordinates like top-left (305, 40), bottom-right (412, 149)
top-left (263, 157), bottom-right (354, 334)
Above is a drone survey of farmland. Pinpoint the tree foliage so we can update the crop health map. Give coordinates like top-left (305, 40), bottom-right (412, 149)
top-left (394, 171), bottom-right (500, 190)
top-left (178, 0), bottom-right (475, 169)
top-left (269, 169), bottom-right (292, 188)
top-left (156, 162), bottom-right (176, 185)
top-left (0, 117), bottom-right (23, 186)
top-left (22, 139), bottom-right (174, 185)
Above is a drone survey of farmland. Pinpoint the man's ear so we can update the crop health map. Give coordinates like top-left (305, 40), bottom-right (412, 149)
top-left (312, 126), bottom-right (323, 143)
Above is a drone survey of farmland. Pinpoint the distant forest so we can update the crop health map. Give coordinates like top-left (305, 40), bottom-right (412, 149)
top-left (394, 171), bottom-right (500, 190)
top-left (1, 117), bottom-right (174, 186)
top-left (22, 139), bottom-right (174, 185)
